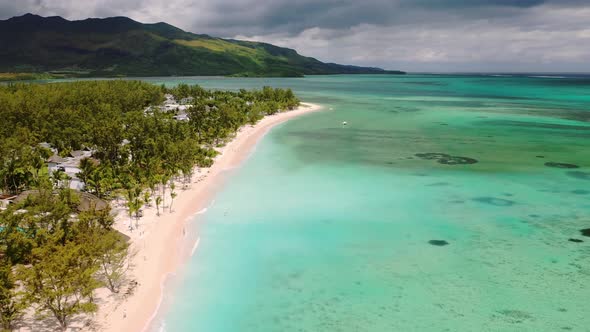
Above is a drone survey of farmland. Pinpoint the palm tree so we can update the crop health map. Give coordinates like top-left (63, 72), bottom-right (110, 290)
top-left (87, 168), bottom-right (104, 197)
top-left (143, 191), bottom-right (151, 207)
top-left (77, 157), bottom-right (96, 186)
top-left (133, 197), bottom-right (142, 229)
top-left (155, 196), bottom-right (162, 216)
top-left (52, 169), bottom-right (70, 190)
top-left (169, 182), bottom-right (176, 213)
top-left (160, 176), bottom-right (167, 209)
top-left (126, 189), bottom-right (136, 231)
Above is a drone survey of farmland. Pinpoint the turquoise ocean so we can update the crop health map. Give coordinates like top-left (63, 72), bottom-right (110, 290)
top-left (138, 74), bottom-right (590, 331)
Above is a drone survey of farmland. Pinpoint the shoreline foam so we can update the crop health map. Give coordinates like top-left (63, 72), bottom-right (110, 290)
top-left (87, 102), bottom-right (322, 332)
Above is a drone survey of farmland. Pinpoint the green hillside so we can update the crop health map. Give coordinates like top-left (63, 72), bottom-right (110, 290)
top-left (0, 14), bottom-right (405, 77)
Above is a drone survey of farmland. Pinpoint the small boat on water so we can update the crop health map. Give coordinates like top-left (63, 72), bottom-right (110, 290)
top-left (342, 121), bottom-right (348, 126)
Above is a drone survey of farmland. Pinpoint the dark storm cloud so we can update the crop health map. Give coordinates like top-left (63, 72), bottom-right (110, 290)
top-left (188, 0), bottom-right (590, 36)
top-left (1, 0), bottom-right (589, 71)
top-left (1, 0), bottom-right (584, 35)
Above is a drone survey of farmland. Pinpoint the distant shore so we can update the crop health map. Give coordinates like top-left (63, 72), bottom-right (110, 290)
top-left (85, 102), bottom-right (322, 332)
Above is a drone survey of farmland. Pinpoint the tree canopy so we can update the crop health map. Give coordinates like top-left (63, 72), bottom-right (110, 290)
top-left (0, 81), bottom-right (299, 197)
top-left (0, 80), bottom-right (300, 329)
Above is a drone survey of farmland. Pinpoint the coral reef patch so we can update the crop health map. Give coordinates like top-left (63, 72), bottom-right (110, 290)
top-left (428, 240), bottom-right (450, 246)
top-left (567, 171), bottom-right (590, 180)
top-left (473, 197), bottom-right (515, 206)
top-left (415, 152), bottom-right (478, 165)
top-left (544, 162), bottom-right (579, 169)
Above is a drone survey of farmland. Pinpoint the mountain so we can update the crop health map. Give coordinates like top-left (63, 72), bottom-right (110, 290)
top-left (0, 14), bottom-right (404, 77)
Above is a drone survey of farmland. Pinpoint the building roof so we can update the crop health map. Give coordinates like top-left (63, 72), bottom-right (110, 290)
top-left (69, 150), bottom-right (86, 158)
top-left (173, 113), bottom-right (189, 121)
top-left (47, 155), bottom-right (67, 163)
top-left (180, 97), bottom-right (194, 104)
top-left (77, 192), bottom-right (109, 211)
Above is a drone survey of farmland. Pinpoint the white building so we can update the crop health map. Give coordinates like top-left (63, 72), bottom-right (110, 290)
top-left (173, 112), bottom-right (189, 121)
top-left (47, 150), bottom-right (93, 191)
top-left (180, 97), bottom-right (194, 105)
top-left (164, 94), bottom-right (177, 105)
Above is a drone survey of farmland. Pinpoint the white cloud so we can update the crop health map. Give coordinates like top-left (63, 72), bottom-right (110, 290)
top-left (2, 1), bottom-right (590, 71)
top-left (235, 5), bottom-right (590, 72)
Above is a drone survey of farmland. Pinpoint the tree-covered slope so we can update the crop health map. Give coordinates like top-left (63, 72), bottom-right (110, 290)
top-left (0, 14), bottom-right (405, 77)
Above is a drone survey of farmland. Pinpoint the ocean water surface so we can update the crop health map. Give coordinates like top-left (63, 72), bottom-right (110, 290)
top-left (145, 75), bottom-right (590, 331)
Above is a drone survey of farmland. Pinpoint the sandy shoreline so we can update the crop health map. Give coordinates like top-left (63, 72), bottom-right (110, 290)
top-left (85, 102), bottom-right (322, 332)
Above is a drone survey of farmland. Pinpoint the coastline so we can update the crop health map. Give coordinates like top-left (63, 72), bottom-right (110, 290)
top-left (87, 102), bottom-right (323, 332)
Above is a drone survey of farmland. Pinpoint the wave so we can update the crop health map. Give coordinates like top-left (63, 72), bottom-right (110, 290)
top-left (529, 75), bottom-right (567, 79)
top-left (191, 237), bottom-right (201, 256)
top-left (191, 200), bottom-right (215, 217)
top-left (157, 320), bottom-right (166, 332)
top-left (142, 272), bottom-right (176, 332)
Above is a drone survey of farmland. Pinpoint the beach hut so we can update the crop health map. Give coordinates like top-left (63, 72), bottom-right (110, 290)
top-left (38, 142), bottom-right (57, 153)
top-left (180, 97), bottom-right (194, 105)
top-left (0, 194), bottom-right (17, 209)
top-left (69, 150), bottom-right (92, 159)
top-left (164, 94), bottom-right (176, 105)
top-left (47, 154), bottom-right (67, 173)
top-left (47, 154), bottom-right (67, 164)
top-left (77, 191), bottom-right (109, 212)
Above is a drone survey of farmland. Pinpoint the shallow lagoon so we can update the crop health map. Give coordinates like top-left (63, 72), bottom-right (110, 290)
top-left (148, 74), bottom-right (590, 331)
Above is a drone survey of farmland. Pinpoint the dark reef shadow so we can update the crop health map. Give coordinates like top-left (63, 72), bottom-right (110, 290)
top-left (545, 162), bottom-right (579, 169)
top-left (571, 189), bottom-right (590, 195)
top-left (567, 171), bottom-right (590, 180)
top-left (428, 240), bottom-right (450, 246)
top-left (472, 197), bottom-right (516, 206)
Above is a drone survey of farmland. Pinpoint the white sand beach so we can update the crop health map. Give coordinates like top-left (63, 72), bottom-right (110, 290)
top-left (83, 102), bottom-right (322, 332)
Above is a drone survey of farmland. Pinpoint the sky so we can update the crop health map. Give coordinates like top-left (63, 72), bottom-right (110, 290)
top-left (1, 0), bottom-right (590, 72)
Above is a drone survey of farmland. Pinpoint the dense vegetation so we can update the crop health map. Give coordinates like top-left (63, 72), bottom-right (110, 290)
top-left (0, 14), bottom-right (405, 78)
top-left (0, 80), bottom-right (300, 329)
top-left (0, 73), bottom-right (64, 82)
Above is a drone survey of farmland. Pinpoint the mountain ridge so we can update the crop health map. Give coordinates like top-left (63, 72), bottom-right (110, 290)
top-left (0, 13), bottom-right (405, 77)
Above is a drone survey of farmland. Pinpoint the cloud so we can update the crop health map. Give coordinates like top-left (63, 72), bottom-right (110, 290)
top-left (235, 4), bottom-right (590, 72)
top-left (1, 0), bottom-right (589, 71)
